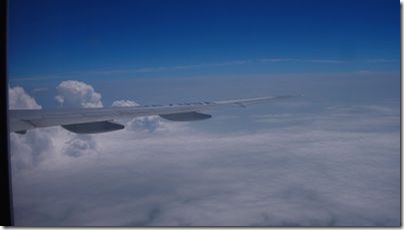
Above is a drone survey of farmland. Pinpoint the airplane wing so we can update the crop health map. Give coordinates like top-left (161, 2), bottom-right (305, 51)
top-left (9, 95), bottom-right (297, 134)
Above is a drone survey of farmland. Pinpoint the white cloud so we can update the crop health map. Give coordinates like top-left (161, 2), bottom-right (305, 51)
top-left (55, 80), bottom-right (103, 108)
top-left (7, 87), bottom-right (55, 173)
top-left (10, 130), bottom-right (52, 172)
top-left (8, 86), bottom-right (42, 109)
top-left (111, 100), bottom-right (139, 107)
top-left (259, 58), bottom-right (293, 63)
top-left (10, 81), bottom-right (104, 173)
top-left (112, 99), bottom-right (171, 134)
top-left (11, 115), bottom-right (400, 226)
top-left (259, 58), bottom-right (346, 64)
top-left (100, 59), bottom-right (252, 74)
top-left (125, 116), bottom-right (166, 133)
top-left (9, 83), bottom-right (400, 226)
top-left (303, 59), bottom-right (345, 64)
top-left (63, 134), bottom-right (99, 158)
top-left (367, 59), bottom-right (398, 63)
top-left (10, 83), bottom-right (179, 172)
top-left (53, 81), bottom-right (106, 159)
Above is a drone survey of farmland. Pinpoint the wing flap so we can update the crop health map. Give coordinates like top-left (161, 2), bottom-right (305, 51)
top-left (61, 121), bottom-right (125, 134)
top-left (160, 112), bottom-right (212, 121)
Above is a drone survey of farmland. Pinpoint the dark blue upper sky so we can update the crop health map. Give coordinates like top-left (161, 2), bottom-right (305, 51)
top-left (8, 0), bottom-right (399, 81)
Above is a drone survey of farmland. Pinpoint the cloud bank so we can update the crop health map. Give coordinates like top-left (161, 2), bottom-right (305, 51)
top-left (8, 81), bottom-right (400, 226)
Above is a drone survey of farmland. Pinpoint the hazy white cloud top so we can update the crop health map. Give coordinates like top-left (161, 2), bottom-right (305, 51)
top-left (112, 100), bottom-right (140, 107)
top-left (8, 86), bottom-right (42, 109)
top-left (111, 99), bottom-right (169, 133)
top-left (8, 78), bottom-right (400, 226)
top-left (55, 80), bottom-right (103, 108)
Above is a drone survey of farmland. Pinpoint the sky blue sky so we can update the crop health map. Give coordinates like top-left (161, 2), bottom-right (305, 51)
top-left (8, 0), bottom-right (399, 82)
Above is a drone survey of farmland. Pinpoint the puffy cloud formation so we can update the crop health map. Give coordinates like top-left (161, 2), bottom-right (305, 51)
top-left (126, 116), bottom-right (166, 133)
top-left (52, 81), bottom-right (105, 158)
top-left (10, 129), bottom-right (54, 171)
top-left (8, 87), bottom-right (58, 172)
top-left (9, 81), bottom-right (104, 174)
top-left (112, 100), bottom-right (166, 133)
top-left (9, 76), bottom-right (400, 226)
top-left (112, 100), bottom-right (139, 107)
top-left (8, 86), bottom-right (42, 109)
top-left (8, 86), bottom-right (52, 172)
top-left (55, 80), bottom-right (103, 108)
top-left (63, 134), bottom-right (98, 158)
top-left (9, 82), bottom-right (173, 173)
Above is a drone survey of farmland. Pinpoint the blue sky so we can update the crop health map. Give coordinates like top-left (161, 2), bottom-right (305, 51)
top-left (8, 0), bottom-right (399, 81)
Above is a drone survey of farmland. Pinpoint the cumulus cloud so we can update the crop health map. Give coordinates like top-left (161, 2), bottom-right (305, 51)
top-left (112, 100), bottom-right (168, 133)
top-left (9, 82), bottom-right (177, 171)
top-left (8, 86), bottom-right (51, 173)
top-left (63, 134), bottom-right (98, 158)
top-left (55, 80), bottom-right (103, 108)
top-left (8, 86), bottom-right (42, 109)
top-left (10, 129), bottom-right (53, 172)
top-left (112, 100), bottom-right (139, 107)
top-left (53, 81), bottom-right (107, 158)
top-left (125, 116), bottom-right (166, 133)
top-left (10, 81), bottom-right (105, 172)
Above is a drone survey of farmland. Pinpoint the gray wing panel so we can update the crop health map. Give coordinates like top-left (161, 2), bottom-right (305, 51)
top-left (9, 117), bottom-right (36, 132)
top-left (9, 96), bottom-right (297, 133)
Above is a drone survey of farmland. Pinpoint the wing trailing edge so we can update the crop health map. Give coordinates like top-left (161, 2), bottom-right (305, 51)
top-left (9, 95), bottom-right (300, 134)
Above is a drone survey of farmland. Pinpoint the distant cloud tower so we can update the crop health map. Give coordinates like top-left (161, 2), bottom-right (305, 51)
top-left (55, 80), bottom-right (103, 108)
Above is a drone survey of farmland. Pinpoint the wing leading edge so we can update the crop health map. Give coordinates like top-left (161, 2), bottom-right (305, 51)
top-left (9, 95), bottom-right (297, 134)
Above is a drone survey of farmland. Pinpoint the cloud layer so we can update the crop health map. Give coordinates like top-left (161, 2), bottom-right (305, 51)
top-left (8, 82), bottom-right (400, 226)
